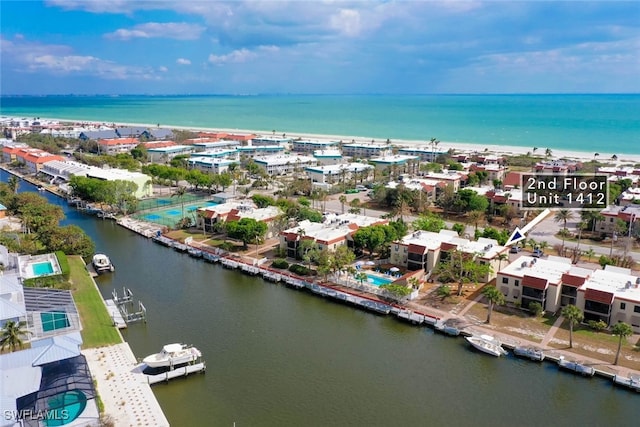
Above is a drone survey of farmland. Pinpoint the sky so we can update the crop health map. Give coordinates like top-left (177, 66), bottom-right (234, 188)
top-left (1, 1), bottom-right (639, 95)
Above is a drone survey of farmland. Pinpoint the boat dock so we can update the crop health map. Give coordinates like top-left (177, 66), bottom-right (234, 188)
top-left (104, 288), bottom-right (147, 328)
top-left (133, 361), bottom-right (207, 385)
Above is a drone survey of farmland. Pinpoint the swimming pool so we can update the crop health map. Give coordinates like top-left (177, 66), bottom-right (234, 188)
top-left (358, 273), bottom-right (394, 287)
top-left (45, 390), bottom-right (87, 426)
top-left (32, 262), bottom-right (55, 277)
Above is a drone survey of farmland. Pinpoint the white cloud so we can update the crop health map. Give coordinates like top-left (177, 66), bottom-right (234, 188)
top-left (209, 48), bottom-right (256, 65)
top-left (329, 9), bottom-right (362, 37)
top-left (105, 22), bottom-right (205, 40)
top-left (159, 66), bottom-right (168, 72)
top-left (1, 36), bottom-right (158, 80)
top-left (176, 58), bottom-right (191, 65)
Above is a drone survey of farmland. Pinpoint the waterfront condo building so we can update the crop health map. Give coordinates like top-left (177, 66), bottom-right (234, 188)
top-left (291, 139), bottom-right (338, 153)
top-left (305, 162), bottom-right (373, 187)
top-left (253, 155), bottom-right (317, 176)
top-left (280, 213), bottom-right (387, 258)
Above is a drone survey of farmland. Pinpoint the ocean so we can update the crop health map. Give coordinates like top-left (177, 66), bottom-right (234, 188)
top-left (1, 94), bottom-right (638, 155)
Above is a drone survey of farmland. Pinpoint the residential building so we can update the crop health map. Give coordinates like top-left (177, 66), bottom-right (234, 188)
top-left (398, 147), bottom-right (446, 162)
top-left (190, 140), bottom-right (239, 151)
top-left (40, 160), bottom-right (153, 198)
top-left (533, 160), bottom-right (582, 175)
top-left (305, 162), bottom-right (373, 186)
top-left (237, 145), bottom-right (285, 160)
top-left (280, 213), bottom-right (387, 258)
top-left (251, 136), bottom-right (291, 146)
top-left (423, 170), bottom-right (467, 192)
top-left (342, 142), bottom-right (391, 158)
top-left (188, 156), bottom-right (236, 174)
top-left (368, 155), bottom-right (419, 177)
top-left (291, 139), bottom-right (337, 153)
top-left (147, 145), bottom-right (195, 163)
top-left (313, 149), bottom-right (343, 165)
top-left (594, 205), bottom-right (640, 237)
top-left (97, 137), bottom-right (139, 155)
top-left (12, 148), bottom-right (64, 174)
top-left (195, 202), bottom-right (283, 238)
top-left (1, 142), bottom-right (30, 163)
top-left (253, 155), bottom-right (317, 176)
top-left (469, 163), bottom-right (507, 182)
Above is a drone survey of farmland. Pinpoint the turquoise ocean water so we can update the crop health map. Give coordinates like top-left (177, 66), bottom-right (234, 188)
top-left (1, 94), bottom-right (638, 155)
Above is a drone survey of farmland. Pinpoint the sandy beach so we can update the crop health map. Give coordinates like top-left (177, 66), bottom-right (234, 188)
top-left (44, 116), bottom-right (640, 165)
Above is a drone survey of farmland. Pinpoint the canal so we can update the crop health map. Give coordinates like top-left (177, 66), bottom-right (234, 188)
top-left (6, 171), bottom-right (639, 426)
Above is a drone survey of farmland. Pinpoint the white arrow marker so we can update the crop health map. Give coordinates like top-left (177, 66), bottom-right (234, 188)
top-left (505, 208), bottom-right (552, 246)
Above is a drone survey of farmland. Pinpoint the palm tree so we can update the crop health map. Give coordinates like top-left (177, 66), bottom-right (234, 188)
top-left (0, 320), bottom-right (30, 352)
top-left (612, 322), bottom-right (633, 365)
top-left (338, 195), bottom-right (347, 214)
top-left (576, 220), bottom-right (588, 251)
top-left (348, 198), bottom-right (361, 215)
top-left (7, 175), bottom-right (20, 193)
top-left (171, 186), bottom-right (188, 224)
top-left (545, 148), bottom-right (552, 158)
top-left (467, 210), bottom-right (484, 231)
top-left (554, 209), bottom-right (574, 253)
top-left (532, 147), bottom-right (538, 155)
top-left (482, 285), bottom-right (505, 324)
top-left (611, 154), bottom-right (618, 161)
top-left (496, 253), bottom-right (508, 272)
top-left (561, 305), bottom-right (583, 348)
top-left (585, 247), bottom-right (595, 261)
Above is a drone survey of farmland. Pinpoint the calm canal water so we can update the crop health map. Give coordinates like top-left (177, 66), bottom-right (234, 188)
top-left (5, 171), bottom-right (639, 426)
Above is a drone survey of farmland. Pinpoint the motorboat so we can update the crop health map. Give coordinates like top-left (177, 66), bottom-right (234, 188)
top-left (513, 346), bottom-right (545, 362)
top-left (92, 253), bottom-right (114, 273)
top-left (465, 334), bottom-right (508, 357)
top-left (143, 343), bottom-right (202, 368)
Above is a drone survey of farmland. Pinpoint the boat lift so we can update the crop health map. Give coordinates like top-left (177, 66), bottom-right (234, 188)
top-left (111, 287), bottom-right (147, 326)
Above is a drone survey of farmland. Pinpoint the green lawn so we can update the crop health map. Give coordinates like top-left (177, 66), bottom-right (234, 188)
top-left (68, 256), bottom-right (122, 348)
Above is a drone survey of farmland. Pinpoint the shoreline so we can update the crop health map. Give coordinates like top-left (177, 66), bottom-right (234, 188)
top-left (18, 115), bottom-right (640, 163)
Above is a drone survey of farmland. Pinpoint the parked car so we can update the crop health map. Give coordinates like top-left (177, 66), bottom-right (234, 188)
top-left (532, 248), bottom-right (544, 258)
top-left (509, 246), bottom-right (521, 254)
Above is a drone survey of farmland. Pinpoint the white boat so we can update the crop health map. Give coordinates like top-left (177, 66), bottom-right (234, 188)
top-left (514, 346), bottom-right (545, 362)
top-left (92, 253), bottom-right (114, 273)
top-left (143, 343), bottom-right (202, 368)
top-left (465, 334), bottom-right (508, 357)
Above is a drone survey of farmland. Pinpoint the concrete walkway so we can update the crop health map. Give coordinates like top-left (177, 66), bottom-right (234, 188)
top-left (541, 315), bottom-right (565, 347)
top-left (83, 343), bottom-right (170, 427)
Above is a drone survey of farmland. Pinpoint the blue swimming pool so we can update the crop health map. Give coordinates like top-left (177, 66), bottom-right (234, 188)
top-left (45, 390), bottom-right (87, 426)
top-left (358, 273), bottom-right (394, 287)
top-left (32, 262), bottom-right (55, 277)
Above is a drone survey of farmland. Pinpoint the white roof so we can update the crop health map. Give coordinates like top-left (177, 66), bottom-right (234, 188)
top-left (306, 162), bottom-right (373, 174)
top-left (397, 230), bottom-right (455, 251)
top-left (583, 268), bottom-right (640, 302)
top-left (254, 154), bottom-right (316, 166)
top-left (500, 256), bottom-right (572, 282)
top-left (30, 332), bottom-right (82, 366)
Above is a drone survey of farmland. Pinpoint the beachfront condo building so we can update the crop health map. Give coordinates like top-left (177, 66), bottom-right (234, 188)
top-left (188, 156), bottom-right (237, 175)
top-left (342, 142), bottom-right (391, 158)
top-left (398, 147), bottom-right (447, 162)
top-left (252, 136), bottom-right (291, 146)
top-left (237, 145), bottom-right (285, 160)
top-left (497, 257), bottom-right (640, 332)
top-left (279, 213), bottom-right (388, 258)
top-left (188, 139), bottom-right (240, 151)
top-left (97, 137), bottom-right (140, 155)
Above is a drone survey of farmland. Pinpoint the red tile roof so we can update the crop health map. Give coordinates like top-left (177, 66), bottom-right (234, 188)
top-left (584, 288), bottom-right (614, 305)
top-left (522, 275), bottom-right (548, 290)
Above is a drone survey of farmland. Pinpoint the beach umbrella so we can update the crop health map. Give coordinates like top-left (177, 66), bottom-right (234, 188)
top-left (389, 267), bottom-right (400, 272)
top-left (366, 261), bottom-right (376, 266)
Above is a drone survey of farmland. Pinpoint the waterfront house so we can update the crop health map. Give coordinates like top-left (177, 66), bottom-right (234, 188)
top-left (1, 142), bottom-right (30, 163)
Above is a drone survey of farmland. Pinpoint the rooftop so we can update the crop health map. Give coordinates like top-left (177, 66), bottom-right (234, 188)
top-left (500, 255), bottom-right (572, 283)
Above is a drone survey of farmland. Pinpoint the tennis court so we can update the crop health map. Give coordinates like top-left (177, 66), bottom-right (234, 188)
top-left (133, 197), bottom-right (219, 227)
